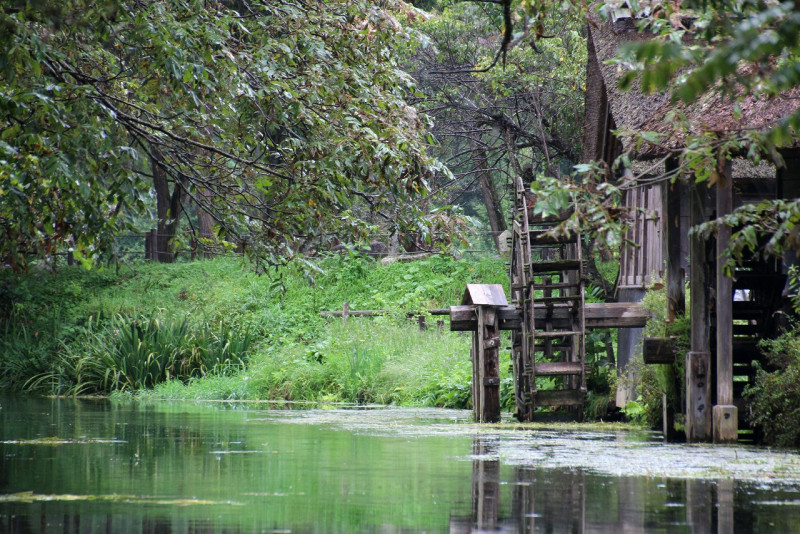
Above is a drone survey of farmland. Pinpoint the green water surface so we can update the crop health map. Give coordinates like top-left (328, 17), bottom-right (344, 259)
top-left (1, 397), bottom-right (800, 533)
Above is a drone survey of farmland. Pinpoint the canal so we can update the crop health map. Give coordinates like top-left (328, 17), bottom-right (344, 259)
top-left (2, 396), bottom-right (800, 532)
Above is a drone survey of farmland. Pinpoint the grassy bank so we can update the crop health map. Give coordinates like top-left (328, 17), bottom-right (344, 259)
top-left (0, 254), bottom-right (508, 408)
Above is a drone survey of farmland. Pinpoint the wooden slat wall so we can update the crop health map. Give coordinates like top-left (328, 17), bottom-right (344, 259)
top-left (619, 184), bottom-right (664, 288)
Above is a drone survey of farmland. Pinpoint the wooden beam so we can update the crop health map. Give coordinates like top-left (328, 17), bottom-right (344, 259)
top-left (320, 308), bottom-right (451, 317)
top-left (450, 302), bottom-right (648, 332)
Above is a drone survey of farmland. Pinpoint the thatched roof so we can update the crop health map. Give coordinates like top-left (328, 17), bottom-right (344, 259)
top-left (584, 8), bottom-right (800, 160)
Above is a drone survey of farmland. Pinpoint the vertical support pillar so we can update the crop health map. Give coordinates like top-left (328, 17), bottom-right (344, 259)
top-left (687, 180), bottom-right (712, 441)
top-left (666, 163), bottom-right (686, 321)
top-left (664, 163), bottom-right (686, 441)
top-left (471, 332), bottom-right (481, 421)
top-left (342, 302), bottom-right (350, 325)
top-left (475, 306), bottom-right (501, 423)
top-left (714, 160), bottom-right (738, 443)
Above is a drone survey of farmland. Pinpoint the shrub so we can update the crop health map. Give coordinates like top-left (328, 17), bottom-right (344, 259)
top-left (745, 325), bottom-right (800, 447)
top-left (619, 284), bottom-right (689, 429)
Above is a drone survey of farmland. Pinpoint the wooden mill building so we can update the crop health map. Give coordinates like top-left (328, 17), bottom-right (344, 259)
top-left (582, 7), bottom-right (800, 442)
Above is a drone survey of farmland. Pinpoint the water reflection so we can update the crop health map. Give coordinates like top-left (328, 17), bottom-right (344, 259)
top-left (5, 515), bottom-right (247, 534)
top-left (2, 398), bottom-right (800, 533)
top-left (451, 438), bottom-right (747, 534)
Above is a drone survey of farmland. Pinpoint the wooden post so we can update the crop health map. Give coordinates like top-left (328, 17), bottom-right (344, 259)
top-left (144, 231), bottom-right (152, 261)
top-left (687, 180), bottom-right (712, 442)
top-left (665, 165), bottom-right (686, 321)
top-left (716, 162), bottom-right (733, 403)
top-left (662, 165), bottom-right (687, 442)
top-left (476, 306), bottom-right (501, 423)
top-left (471, 332), bottom-right (481, 421)
top-left (417, 314), bottom-right (427, 331)
top-left (714, 160), bottom-right (738, 443)
top-left (461, 284), bottom-right (507, 423)
top-left (342, 302), bottom-right (350, 325)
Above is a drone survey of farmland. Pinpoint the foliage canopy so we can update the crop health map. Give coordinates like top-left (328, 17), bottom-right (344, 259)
top-left (0, 0), bottom-right (443, 271)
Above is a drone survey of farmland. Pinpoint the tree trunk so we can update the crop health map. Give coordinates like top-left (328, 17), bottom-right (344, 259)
top-left (151, 151), bottom-right (184, 263)
top-left (196, 187), bottom-right (215, 258)
top-left (470, 138), bottom-right (507, 251)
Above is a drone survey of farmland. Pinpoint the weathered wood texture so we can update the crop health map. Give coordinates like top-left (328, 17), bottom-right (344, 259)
top-left (475, 306), bottom-right (501, 423)
top-left (716, 161), bottom-right (734, 407)
top-left (687, 180), bottom-right (712, 442)
top-left (449, 302), bottom-right (648, 332)
top-left (665, 166), bottom-right (686, 321)
top-left (686, 351), bottom-right (711, 442)
top-left (463, 284), bottom-right (508, 306)
top-left (713, 404), bottom-right (738, 444)
top-left (619, 184), bottom-right (664, 289)
top-left (320, 308), bottom-right (451, 317)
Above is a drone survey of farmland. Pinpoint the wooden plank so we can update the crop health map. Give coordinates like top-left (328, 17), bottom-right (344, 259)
top-left (643, 337), bottom-right (676, 364)
top-left (584, 302), bottom-right (650, 327)
top-left (732, 324), bottom-right (761, 336)
top-left (535, 295), bottom-right (581, 304)
top-left (529, 259), bottom-right (581, 273)
top-left (533, 330), bottom-right (581, 338)
top-left (450, 302), bottom-right (649, 331)
top-left (322, 307), bottom-right (450, 318)
top-left (534, 362), bottom-right (583, 376)
top-left (462, 284), bottom-right (508, 306)
top-left (321, 309), bottom-right (387, 317)
top-left (534, 389), bottom-right (585, 406)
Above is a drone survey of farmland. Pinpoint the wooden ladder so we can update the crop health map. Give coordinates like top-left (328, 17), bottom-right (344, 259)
top-left (510, 177), bottom-right (586, 421)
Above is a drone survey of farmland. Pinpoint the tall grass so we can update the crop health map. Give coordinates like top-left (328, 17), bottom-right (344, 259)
top-left (244, 319), bottom-right (498, 408)
top-left (2, 253), bottom-right (510, 405)
top-left (9, 312), bottom-right (256, 395)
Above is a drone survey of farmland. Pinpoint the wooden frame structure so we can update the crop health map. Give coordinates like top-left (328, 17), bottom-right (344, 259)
top-left (582, 9), bottom-right (797, 443)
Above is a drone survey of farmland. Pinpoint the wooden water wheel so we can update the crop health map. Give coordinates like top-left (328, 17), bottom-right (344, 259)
top-left (509, 176), bottom-right (587, 421)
